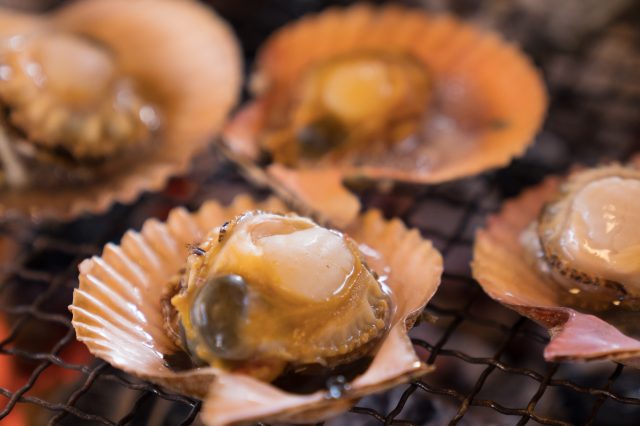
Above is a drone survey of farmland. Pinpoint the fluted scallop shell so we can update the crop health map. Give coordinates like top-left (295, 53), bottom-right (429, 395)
top-left (472, 163), bottom-right (640, 367)
top-left (70, 195), bottom-right (443, 424)
top-left (223, 4), bottom-right (547, 227)
top-left (0, 0), bottom-right (241, 221)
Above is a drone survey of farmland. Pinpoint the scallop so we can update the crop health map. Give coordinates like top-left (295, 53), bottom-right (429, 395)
top-left (223, 4), bottom-right (547, 227)
top-left (167, 211), bottom-right (391, 382)
top-left (473, 161), bottom-right (640, 367)
top-left (262, 52), bottom-right (432, 168)
top-left (530, 165), bottom-right (640, 308)
top-left (70, 195), bottom-right (443, 424)
top-left (0, 0), bottom-right (241, 220)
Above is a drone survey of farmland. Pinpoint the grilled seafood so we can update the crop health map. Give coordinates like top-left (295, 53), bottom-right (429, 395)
top-left (521, 165), bottom-right (640, 310)
top-left (166, 211), bottom-right (392, 382)
top-left (0, 0), bottom-right (241, 219)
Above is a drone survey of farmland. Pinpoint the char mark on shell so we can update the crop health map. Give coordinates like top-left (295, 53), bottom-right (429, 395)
top-left (188, 244), bottom-right (206, 256)
top-left (218, 221), bottom-right (230, 243)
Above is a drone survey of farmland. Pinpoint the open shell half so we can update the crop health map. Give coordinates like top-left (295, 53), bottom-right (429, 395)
top-left (223, 4), bottom-right (547, 227)
top-left (70, 195), bottom-right (443, 425)
top-left (0, 0), bottom-right (241, 221)
top-left (473, 162), bottom-right (640, 367)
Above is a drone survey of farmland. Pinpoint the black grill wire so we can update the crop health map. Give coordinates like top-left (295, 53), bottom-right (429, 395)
top-left (1, 0), bottom-right (640, 425)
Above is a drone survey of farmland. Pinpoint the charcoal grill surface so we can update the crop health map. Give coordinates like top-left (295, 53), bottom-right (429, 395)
top-left (0, 0), bottom-right (639, 425)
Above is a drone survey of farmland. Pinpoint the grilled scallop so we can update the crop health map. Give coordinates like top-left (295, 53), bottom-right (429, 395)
top-left (0, 32), bottom-right (158, 168)
top-left (167, 211), bottom-right (391, 382)
top-left (473, 161), bottom-right (640, 368)
top-left (0, 0), bottom-right (241, 219)
top-left (71, 196), bottom-right (443, 424)
top-left (262, 52), bottom-right (432, 168)
top-left (522, 165), bottom-right (640, 309)
top-left (223, 4), bottom-right (547, 227)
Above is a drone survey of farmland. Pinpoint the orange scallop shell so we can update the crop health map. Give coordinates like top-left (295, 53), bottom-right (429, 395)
top-left (473, 168), bottom-right (640, 367)
top-left (0, 8), bottom-right (43, 37)
top-left (223, 4), bottom-right (547, 227)
top-left (0, 0), bottom-right (242, 222)
top-left (70, 195), bottom-right (443, 425)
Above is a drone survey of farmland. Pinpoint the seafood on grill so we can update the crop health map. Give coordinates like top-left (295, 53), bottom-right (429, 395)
top-left (223, 4), bottom-right (547, 227)
top-left (166, 211), bottom-right (392, 382)
top-left (70, 196), bottom-right (443, 425)
top-left (0, 0), bottom-right (241, 220)
top-left (473, 161), bottom-right (640, 367)
top-left (523, 165), bottom-right (640, 310)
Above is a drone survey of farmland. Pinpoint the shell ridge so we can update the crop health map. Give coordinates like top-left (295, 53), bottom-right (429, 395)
top-left (141, 220), bottom-right (181, 264)
top-left (167, 207), bottom-right (203, 244)
top-left (81, 273), bottom-right (165, 330)
top-left (121, 231), bottom-right (165, 282)
top-left (72, 289), bottom-right (170, 347)
top-left (71, 310), bottom-right (162, 362)
top-left (90, 257), bottom-right (143, 303)
top-left (101, 244), bottom-right (150, 290)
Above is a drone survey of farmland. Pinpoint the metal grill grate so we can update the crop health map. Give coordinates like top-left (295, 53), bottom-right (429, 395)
top-left (1, 0), bottom-right (640, 425)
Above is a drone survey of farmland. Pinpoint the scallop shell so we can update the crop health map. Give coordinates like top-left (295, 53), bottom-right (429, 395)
top-left (472, 166), bottom-right (640, 367)
top-left (0, 0), bottom-right (241, 222)
top-left (0, 9), bottom-right (44, 37)
top-left (70, 195), bottom-right (443, 424)
top-left (223, 4), bottom-right (547, 227)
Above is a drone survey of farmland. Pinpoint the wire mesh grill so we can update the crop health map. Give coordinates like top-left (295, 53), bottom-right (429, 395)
top-left (1, 0), bottom-right (640, 425)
